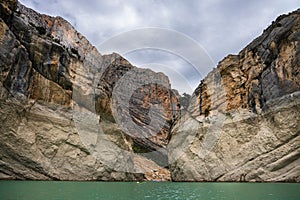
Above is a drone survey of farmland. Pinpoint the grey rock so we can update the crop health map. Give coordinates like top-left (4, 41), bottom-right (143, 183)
top-left (169, 9), bottom-right (300, 182)
top-left (0, 0), bottom-right (177, 180)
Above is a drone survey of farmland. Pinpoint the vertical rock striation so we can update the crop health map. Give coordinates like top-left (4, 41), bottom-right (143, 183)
top-left (169, 9), bottom-right (300, 182)
top-left (0, 0), bottom-right (177, 180)
top-left (2, 0), bottom-right (298, 182)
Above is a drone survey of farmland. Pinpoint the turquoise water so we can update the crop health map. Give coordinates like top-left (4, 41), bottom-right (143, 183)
top-left (0, 181), bottom-right (299, 200)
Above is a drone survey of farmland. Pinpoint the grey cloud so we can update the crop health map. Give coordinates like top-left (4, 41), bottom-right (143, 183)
top-left (97, 28), bottom-right (214, 94)
top-left (19, 0), bottom-right (299, 94)
top-left (124, 50), bottom-right (204, 94)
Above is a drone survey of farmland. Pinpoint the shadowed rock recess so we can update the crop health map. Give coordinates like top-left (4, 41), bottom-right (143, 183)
top-left (0, 0), bottom-right (299, 182)
top-left (169, 9), bottom-right (300, 182)
top-left (0, 0), bottom-right (178, 181)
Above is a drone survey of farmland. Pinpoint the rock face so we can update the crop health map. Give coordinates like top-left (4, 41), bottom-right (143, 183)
top-left (169, 9), bottom-right (300, 182)
top-left (0, 0), bottom-right (177, 180)
top-left (1, 0), bottom-right (299, 182)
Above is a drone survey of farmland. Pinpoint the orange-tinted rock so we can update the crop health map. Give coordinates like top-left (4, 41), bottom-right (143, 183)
top-left (170, 9), bottom-right (300, 182)
top-left (0, 0), bottom-right (177, 180)
top-left (193, 10), bottom-right (300, 116)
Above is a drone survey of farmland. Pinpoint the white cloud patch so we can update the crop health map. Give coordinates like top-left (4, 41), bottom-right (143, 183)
top-left (19, 0), bottom-right (299, 94)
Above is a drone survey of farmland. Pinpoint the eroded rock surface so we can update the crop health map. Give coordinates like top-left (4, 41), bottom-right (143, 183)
top-left (0, 0), bottom-right (177, 180)
top-left (1, 0), bottom-right (299, 182)
top-left (169, 9), bottom-right (300, 182)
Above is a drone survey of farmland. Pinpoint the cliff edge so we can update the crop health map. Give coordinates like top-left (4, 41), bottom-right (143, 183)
top-left (0, 0), bottom-right (177, 181)
top-left (169, 9), bottom-right (300, 182)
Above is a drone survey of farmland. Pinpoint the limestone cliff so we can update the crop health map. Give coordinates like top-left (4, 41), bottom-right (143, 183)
top-left (0, 0), bottom-right (177, 180)
top-left (1, 0), bottom-right (299, 182)
top-left (169, 9), bottom-right (300, 182)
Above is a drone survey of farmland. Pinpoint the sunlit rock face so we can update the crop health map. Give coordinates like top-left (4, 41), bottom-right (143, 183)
top-left (1, 0), bottom-right (299, 183)
top-left (169, 9), bottom-right (300, 182)
top-left (0, 0), bottom-right (177, 181)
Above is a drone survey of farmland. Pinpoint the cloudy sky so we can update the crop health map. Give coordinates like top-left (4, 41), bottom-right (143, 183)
top-left (19, 0), bottom-right (299, 94)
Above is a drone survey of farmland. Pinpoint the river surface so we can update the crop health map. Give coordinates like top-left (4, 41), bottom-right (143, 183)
top-left (0, 181), bottom-right (299, 200)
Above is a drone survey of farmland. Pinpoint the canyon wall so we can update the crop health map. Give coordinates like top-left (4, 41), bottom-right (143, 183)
top-left (1, 0), bottom-right (299, 182)
top-left (0, 0), bottom-right (177, 180)
top-left (169, 9), bottom-right (300, 182)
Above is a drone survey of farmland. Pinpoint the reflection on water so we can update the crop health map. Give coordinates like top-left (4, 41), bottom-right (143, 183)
top-left (0, 181), bottom-right (299, 200)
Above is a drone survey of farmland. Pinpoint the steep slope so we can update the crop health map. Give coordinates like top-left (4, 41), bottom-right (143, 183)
top-left (0, 0), bottom-right (177, 180)
top-left (169, 9), bottom-right (300, 182)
